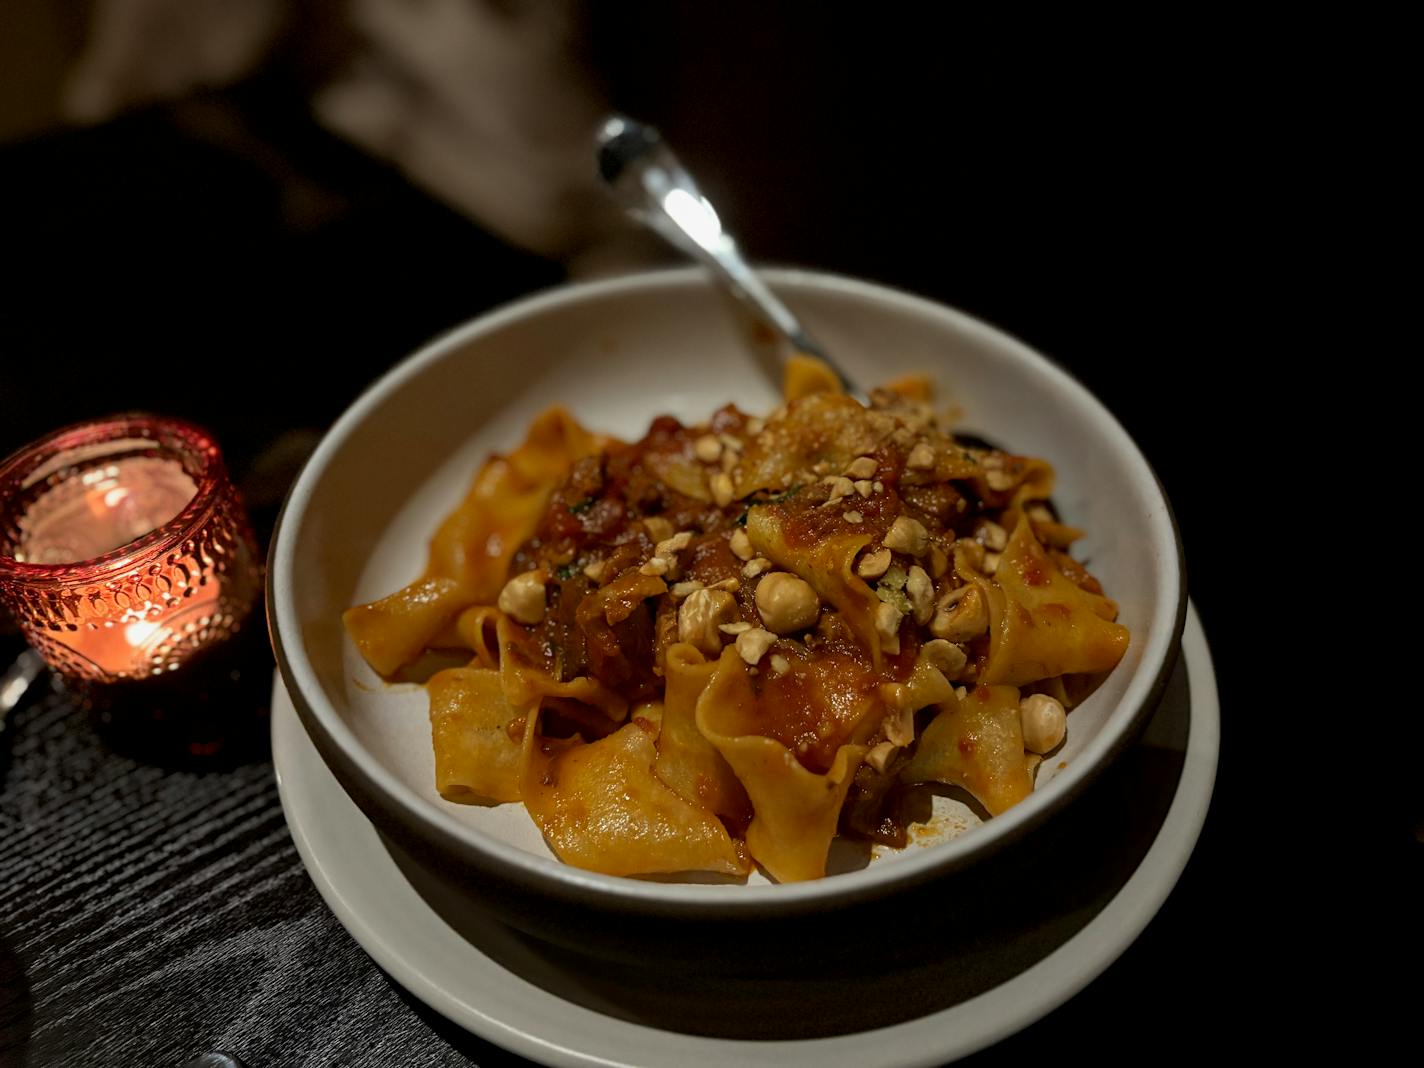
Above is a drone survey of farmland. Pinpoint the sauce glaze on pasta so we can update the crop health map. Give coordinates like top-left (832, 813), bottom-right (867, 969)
top-left (343, 359), bottom-right (1129, 882)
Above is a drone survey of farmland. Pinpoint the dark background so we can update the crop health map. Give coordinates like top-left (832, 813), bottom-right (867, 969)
top-left (0, 5), bottom-right (1394, 1065)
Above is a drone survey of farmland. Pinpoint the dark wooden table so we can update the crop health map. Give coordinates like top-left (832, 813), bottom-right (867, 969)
top-left (0, 50), bottom-right (1349, 1065)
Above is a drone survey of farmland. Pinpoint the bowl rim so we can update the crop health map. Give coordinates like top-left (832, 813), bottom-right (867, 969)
top-left (268, 265), bottom-right (1187, 917)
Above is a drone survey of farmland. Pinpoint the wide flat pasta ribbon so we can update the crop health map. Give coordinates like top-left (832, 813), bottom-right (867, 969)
top-left (343, 406), bottom-right (603, 677)
top-left (900, 684), bottom-right (1034, 816)
top-left (733, 392), bottom-right (896, 498)
top-left (977, 516), bottom-right (1129, 686)
top-left (427, 666), bottom-right (530, 803)
top-left (342, 576), bottom-right (468, 678)
top-left (696, 649), bottom-right (868, 882)
top-left (497, 616), bottom-right (628, 723)
top-left (782, 353), bottom-right (843, 400)
top-left (520, 717), bottom-right (749, 878)
top-left (653, 644), bottom-right (752, 824)
top-left (453, 604), bottom-right (503, 670)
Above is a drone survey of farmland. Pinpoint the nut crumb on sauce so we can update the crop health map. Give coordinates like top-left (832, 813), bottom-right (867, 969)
top-left (883, 515), bottom-right (930, 556)
top-left (866, 740), bottom-right (898, 773)
top-left (874, 601), bottom-right (904, 654)
top-left (930, 585), bottom-right (988, 642)
top-left (497, 570), bottom-right (548, 625)
top-left (905, 565), bottom-right (934, 625)
top-left (711, 471), bottom-right (736, 507)
top-left (977, 519), bottom-right (1008, 552)
top-left (678, 588), bottom-right (738, 657)
top-left (856, 547), bottom-right (892, 579)
top-left (906, 441), bottom-right (936, 469)
top-left (844, 456), bottom-right (878, 479)
top-left (693, 434), bottom-right (723, 463)
top-left (735, 627), bottom-right (777, 665)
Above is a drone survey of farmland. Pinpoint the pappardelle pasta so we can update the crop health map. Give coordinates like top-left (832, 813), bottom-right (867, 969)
top-left (343, 357), bottom-right (1129, 882)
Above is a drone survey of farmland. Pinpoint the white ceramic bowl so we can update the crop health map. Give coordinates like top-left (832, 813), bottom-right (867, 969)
top-left (268, 267), bottom-right (1185, 939)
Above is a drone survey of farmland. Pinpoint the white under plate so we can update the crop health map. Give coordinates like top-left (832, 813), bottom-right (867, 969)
top-left (273, 602), bottom-right (1218, 1067)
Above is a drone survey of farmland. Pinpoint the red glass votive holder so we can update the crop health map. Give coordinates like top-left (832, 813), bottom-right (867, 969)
top-left (0, 415), bottom-right (261, 727)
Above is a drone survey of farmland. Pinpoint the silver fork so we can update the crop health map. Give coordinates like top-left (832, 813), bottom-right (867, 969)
top-left (595, 114), bottom-right (863, 401)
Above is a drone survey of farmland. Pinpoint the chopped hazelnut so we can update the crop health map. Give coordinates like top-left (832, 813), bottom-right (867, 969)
top-left (905, 565), bottom-right (934, 625)
top-left (937, 584), bottom-right (970, 610)
top-left (677, 588), bottom-right (738, 657)
top-left (729, 528), bottom-right (754, 560)
top-left (856, 547), bottom-right (893, 579)
top-left (743, 557), bottom-right (772, 578)
top-left (1021, 693), bottom-right (1067, 754)
top-left (656, 531), bottom-right (693, 555)
top-left (930, 586), bottom-right (988, 642)
top-left (639, 556), bottom-right (671, 577)
top-left (865, 740), bottom-right (898, 773)
top-left (497, 570), bottom-right (547, 625)
top-left (920, 638), bottom-right (968, 679)
top-left (693, 434), bottom-right (723, 463)
top-left (755, 572), bottom-right (821, 634)
top-left (711, 471), bottom-right (736, 508)
top-left (882, 705), bottom-right (913, 746)
top-left (844, 456), bottom-right (878, 480)
top-left (977, 520), bottom-right (1008, 552)
top-left (735, 627), bottom-right (777, 665)
top-left (906, 442), bottom-right (936, 469)
top-left (883, 515), bottom-right (930, 556)
top-left (875, 601), bottom-right (904, 654)
top-left (985, 469), bottom-right (1016, 492)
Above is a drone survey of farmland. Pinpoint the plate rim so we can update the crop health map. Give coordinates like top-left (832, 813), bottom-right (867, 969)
top-left (272, 600), bottom-right (1217, 1068)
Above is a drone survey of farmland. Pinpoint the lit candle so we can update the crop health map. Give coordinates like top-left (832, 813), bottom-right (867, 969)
top-left (0, 416), bottom-right (259, 685)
